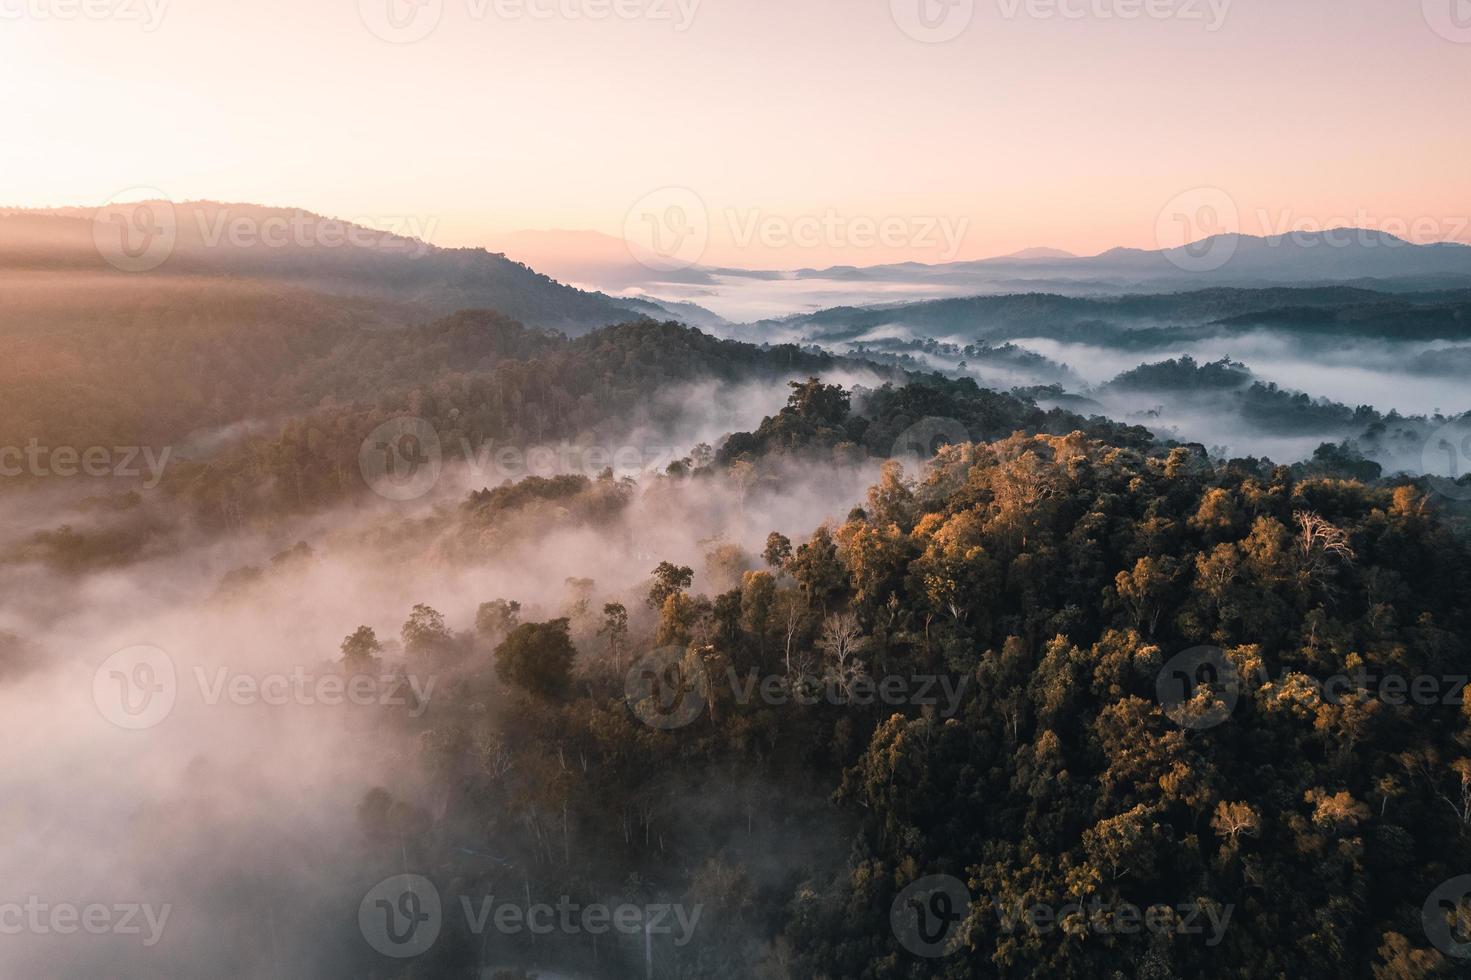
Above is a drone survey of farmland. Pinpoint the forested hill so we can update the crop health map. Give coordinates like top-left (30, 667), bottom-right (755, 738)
top-left (0, 203), bottom-right (694, 334)
top-left (0, 263), bottom-right (826, 453)
top-left (714, 376), bottom-right (1156, 468)
top-left (746, 286), bottom-right (1471, 346)
top-left (361, 427), bottom-right (1471, 978)
top-left (153, 319), bottom-right (864, 525)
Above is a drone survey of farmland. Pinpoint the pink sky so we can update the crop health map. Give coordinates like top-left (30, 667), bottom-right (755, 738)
top-left (3, 0), bottom-right (1469, 268)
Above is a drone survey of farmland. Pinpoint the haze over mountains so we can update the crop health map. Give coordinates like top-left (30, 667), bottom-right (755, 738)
top-left (0, 204), bottom-right (706, 336)
top-left (14, 0), bottom-right (1471, 971)
top-left (23, 203), bottom-right (1463, 333)
top-left (792, 230), bottom-right (1471, 287)
top-left (748, 285), bottom-right (1471, 348)
top-left (482, 224), bottom-right (1471, 323)
top-left (7, 195), bottom-right (1471, 979)
top-left (6, 198), bottom-right (1471, 473)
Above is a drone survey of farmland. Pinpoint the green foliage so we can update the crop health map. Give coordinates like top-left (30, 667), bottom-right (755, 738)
top-left (493, 619), bottom-right (576, 700)
top-left (1107, 355), bottom-right (1252, 392)
top-left (647, 561), bottom-right (694, 610)
top-left (399, 428), bottom-right (1471, 979)
top-left (339, 625), bottom-right (382, 666)
top-left (146, 318), bottom-right (839, 526)
top-left (763, 531), bottom-right (793, 568)
top-left (401, 603), bottom-right (453, 659)
top-left (475, 599), bottom-right (521, 640)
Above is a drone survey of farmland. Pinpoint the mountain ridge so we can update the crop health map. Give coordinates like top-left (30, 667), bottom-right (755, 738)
top-left (0, 201), bottom-right (720, 335)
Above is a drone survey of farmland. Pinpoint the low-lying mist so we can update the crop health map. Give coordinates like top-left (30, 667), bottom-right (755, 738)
top-left (775, 317), bottom-right (1470, 470)
top-left (1011, 332), bottom-right (1471, 418)
top-left (0, 374), bottom-right (887, 978)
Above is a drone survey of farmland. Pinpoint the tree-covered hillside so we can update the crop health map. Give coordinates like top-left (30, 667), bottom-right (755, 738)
top-left (0, 204), bottom-right (672, 334)
top-left (340, 402), bottom-right (1471, 978)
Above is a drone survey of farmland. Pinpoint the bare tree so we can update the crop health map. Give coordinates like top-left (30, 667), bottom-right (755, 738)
top-left (818, 611), bottom-right (870, 694)
top-left (473, 730), bottom-right (515, 782)
top-left (1404, 750), bottom-right (1471, 829)
top-left (777, 591), bottom-right (806, 676)
top-left (1294, 510), bottom-right (1356, 588)
top-left (1295, 510), bottom-right (1355, 561)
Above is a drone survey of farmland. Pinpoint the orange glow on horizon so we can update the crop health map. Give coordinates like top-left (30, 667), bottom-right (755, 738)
top-left (3, 0), bottom-right (1469, 269)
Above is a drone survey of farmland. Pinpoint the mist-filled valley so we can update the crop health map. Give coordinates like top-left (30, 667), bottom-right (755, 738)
top-left (739, 282), bottom-right (1471, 480)
top-left (5, 185), bottom-right (1471, 980)
top-left (15, 0), bottom-right (1471, 973)
top-left (0, 439), bottom-right (885, 977)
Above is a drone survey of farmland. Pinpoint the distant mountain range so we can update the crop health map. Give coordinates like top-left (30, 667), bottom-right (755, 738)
top-left (0, 203), bottom-right (719, 335)
top-left (9, 204), bottom-right (1470, 335)
top-left (779, 230), bottom-right (1471, 291)
top-left (481, 226), bottom-right (1471, 323)
top-left (744, 284), bottom-right (1471, 350)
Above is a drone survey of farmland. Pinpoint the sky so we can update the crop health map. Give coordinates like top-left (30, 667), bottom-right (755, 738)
top-left (3, 0), bottom-right (1470, 269)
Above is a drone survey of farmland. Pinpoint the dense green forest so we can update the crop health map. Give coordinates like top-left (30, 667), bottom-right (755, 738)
top-left (10, 4), bottom-right (1471, 974)
top-left (158, 318), bottom-right (849, 526)
top-left (7, 258), bottom-right (1471, 977)
top-left (330, 380), bottom-right (1471, 977)
top-left (752, 287), bottom-right (1471, 349)
top-left (0, 275), bottom-right (730, 452)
